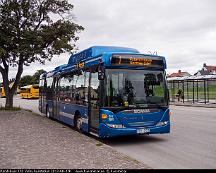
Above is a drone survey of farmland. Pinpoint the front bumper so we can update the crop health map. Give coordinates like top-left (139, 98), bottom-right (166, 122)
top-left (99, 123), bottom-right (170, 138)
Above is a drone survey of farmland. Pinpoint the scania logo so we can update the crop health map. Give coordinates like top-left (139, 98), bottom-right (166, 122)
top-left (133, 109), bottom-right (150, 114)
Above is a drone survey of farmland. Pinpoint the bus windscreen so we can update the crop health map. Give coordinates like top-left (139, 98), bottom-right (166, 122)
top-left (104, 69), bottom-right (168, 108)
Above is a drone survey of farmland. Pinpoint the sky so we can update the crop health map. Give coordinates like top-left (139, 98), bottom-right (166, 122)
top-left (2, 0), bottom-right (216, 81)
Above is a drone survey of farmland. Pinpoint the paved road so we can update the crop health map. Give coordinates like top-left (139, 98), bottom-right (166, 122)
top-left (1, 96), bottom-right (216, 168)
top-left (0, 110), bottom-right (148, 169)
top-left (103, 106), bottom-right (216, 169)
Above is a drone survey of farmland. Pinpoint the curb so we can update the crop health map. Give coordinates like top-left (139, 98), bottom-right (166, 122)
top-left (170, 103), bottom-right (216, 108)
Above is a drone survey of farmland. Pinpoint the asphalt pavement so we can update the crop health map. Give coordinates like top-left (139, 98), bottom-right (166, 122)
top-left (0, 96), bottom-right (216, 169)
top-left (103, 105), bottom-right (216, 169)
top-left (0, 95), bottom-right (41, 115)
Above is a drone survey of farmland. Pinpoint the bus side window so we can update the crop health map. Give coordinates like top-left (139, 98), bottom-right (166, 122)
top-left (54, 77), bottom-right (59, 92)
top-left (59, 75), bottom-right (73, 103)
top-left (74, 72), bottom-right (85, 104)
top-left (58, 77), bottom-right (63, 101)
top-left (71, 75), bottom-right (77, 103)
top-left (39, 78), bottom-right (44, 94)
top-left (84, 71), bottom-right (90, 105)
top-left (46, 77), bottom-right (53, 100)
top-left (59, 76), bottom-right (67, 102)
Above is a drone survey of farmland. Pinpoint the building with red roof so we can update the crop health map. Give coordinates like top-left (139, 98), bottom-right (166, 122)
top-left (167, 70), bottom-right (191, 78)
top-left (195, 63), bottom-right (216, 75)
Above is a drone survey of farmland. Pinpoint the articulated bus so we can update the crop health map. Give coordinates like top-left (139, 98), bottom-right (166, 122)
top-left (20, 84), bottom-right (39, 99)
top-left (39, 46), bottom-right (170, 138)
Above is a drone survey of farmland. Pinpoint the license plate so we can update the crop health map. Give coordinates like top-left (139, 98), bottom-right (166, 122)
top-left (137, 128), bottom-right (150, 134)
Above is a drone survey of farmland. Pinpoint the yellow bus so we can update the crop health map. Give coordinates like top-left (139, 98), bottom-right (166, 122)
top-left (0, 86), bottom-right (6, 98)
top-left (20, 84), bottom-right (39, 99)
top-left (0, 82), bottom-right (15, 98)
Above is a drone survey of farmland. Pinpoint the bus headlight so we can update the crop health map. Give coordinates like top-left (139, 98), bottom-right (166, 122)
top-left (156, 121), bottom-right (169, 126)
top-left (107, 124), bottom-right (125, 128)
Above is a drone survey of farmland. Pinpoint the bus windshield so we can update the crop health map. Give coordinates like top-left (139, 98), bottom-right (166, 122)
top-left (105, 69), bottom-right (168, 108)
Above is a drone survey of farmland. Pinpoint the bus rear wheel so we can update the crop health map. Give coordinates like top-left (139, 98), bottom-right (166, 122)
top-left (75, 116), bottom-right (82, 132)
top-left (46, 106), bottom-right (50, 118)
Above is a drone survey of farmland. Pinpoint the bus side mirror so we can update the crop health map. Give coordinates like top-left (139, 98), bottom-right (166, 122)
top-left (98, 65), bottom-right (105, 80)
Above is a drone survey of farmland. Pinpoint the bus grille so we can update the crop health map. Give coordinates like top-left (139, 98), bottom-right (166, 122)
top-left (127, 121), bottom-right (155, 127)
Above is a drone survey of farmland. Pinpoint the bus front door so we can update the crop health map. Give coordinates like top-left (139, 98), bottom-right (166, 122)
top-left (53, 77), bottom-right (59, 119)
top-left (89, 72), bottom-right (100, 133)
top-left (39, 79), bottom-right (46, 113)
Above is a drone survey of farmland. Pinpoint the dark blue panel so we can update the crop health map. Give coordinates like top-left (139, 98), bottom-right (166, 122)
top-left (58, 102), bottom-right (88, 130)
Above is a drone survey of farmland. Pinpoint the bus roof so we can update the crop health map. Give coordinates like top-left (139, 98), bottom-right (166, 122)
top-left (44, 45), bottom-right (166, 76)
top-left (20, 84), bottom-right (39, 89)
top-left (68, 46), bottom-right (139, 66)
top-left (54, 64), bottom-right (68, 71)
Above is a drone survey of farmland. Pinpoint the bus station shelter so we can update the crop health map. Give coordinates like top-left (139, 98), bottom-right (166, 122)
top-left (167, 75), bottom-right (216, 104)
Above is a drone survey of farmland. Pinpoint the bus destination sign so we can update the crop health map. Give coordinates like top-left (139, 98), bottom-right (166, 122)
top-left (111, 54), bottom-right (164, 68)
top-left (129, 58), bottom-right (152, 66)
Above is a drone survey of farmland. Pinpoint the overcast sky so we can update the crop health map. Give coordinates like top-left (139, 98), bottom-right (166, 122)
top-left (3, 0), bottom-right (216, 81)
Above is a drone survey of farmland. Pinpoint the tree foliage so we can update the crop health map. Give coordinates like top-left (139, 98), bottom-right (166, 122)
top-left (0, 0), bottom-right (84, 107)
top-left (19, 75), bottom-right (34, 87)
top-left (19, 69), bottom-right (46, 87)
top-left (32, 69), bottom-right (46, 84)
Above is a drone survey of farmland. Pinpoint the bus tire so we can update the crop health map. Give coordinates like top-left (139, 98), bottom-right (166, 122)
top-left (75, 114), bottom-right (82, 132)
top-left (46, 106), bottom-right (50, 118)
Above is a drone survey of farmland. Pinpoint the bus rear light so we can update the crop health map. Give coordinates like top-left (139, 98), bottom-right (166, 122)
top-left (101, 114), bottom-right (108, 119)
top-left (107, 124), bottom-right (125, 128)
top-left (169, 112), bottom-right (172, 116)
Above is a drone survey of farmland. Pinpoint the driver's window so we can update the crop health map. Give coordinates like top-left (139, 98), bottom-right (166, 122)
top-left (145, 73), bottom-right (165, 98)
top-left (154, 73), bottom-right (164, 97)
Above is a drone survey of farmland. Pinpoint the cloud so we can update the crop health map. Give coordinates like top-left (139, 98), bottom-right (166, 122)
top-left (72, 0), bottom-right (216, 76)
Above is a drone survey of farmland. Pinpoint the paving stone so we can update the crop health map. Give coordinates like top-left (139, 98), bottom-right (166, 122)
top-left (0, 110), bottom-right (150, 169)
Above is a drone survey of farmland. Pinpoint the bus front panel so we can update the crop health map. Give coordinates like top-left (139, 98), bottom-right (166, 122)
top-left (98, 108), bottom-right (170, 138)
top-left (98, 68), bottom-right (170, 138)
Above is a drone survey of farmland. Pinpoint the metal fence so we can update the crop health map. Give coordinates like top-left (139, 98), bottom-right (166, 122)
top-left (167, 75), bottom-right (216, 104)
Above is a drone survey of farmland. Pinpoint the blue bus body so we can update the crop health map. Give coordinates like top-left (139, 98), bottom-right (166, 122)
top-left (39, 46), bottom-right (170, 138)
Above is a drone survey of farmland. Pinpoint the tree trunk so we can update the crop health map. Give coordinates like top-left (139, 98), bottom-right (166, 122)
top-left (5, 92), bottom-right (14, 108)
top-left (0, 59), bottom-right (24, 109)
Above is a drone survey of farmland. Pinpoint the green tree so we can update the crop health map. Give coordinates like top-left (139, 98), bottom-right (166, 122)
top-left (32, 69), bottom-right (46, 84)
top-left (19, 75), bottom-right (34, 87)
top-left (0, 0), bottom-right (84, 108)
top-left (19, 69), bottom-right (46, 87)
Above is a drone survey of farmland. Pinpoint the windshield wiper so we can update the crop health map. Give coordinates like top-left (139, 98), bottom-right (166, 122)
top-left (127, 103), bottom-right (149, 108)
top-left (148, 103), bottom-right (167, 109)
top-left (128, 104), bottom-right (137, 108)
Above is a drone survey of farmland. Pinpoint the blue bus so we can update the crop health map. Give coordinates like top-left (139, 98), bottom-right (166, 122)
top-left (39, 46), bottom-right (170, 138)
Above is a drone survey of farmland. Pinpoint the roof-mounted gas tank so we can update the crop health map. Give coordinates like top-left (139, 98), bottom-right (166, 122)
top-left (68, 46), bottom-right (139, 66)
